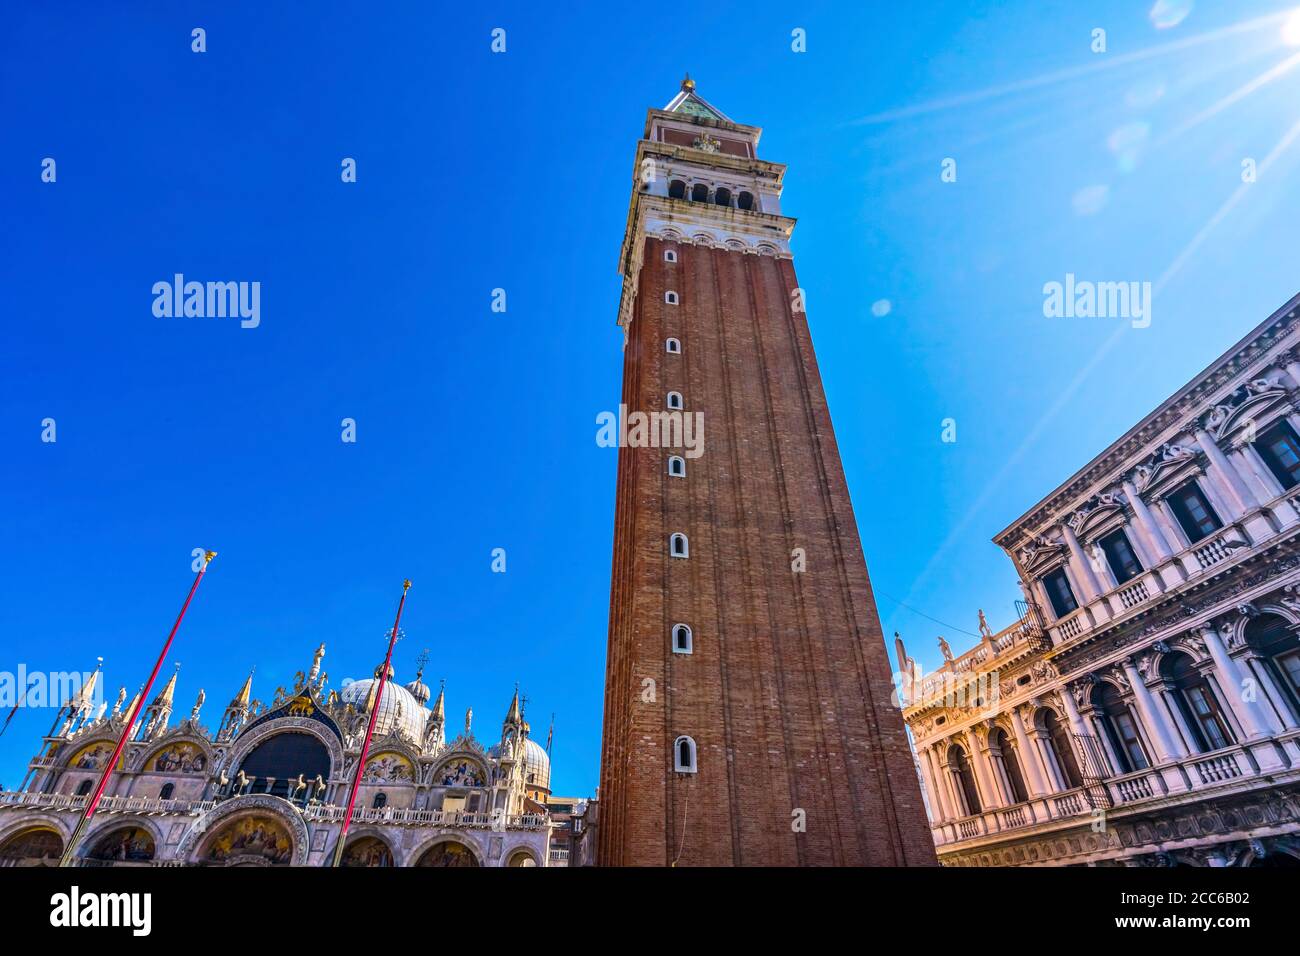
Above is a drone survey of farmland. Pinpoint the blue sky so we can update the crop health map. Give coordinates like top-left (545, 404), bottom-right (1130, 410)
top-left (4, 1), bottom-right (1300, 797)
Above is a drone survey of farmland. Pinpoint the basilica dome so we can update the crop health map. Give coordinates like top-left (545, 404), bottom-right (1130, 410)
top-left (521, 738), bottom-right (550, 792)
top-left (339, 675), bottom-right (428, 743)
top-left (490, 737), bottom-right (551, 793)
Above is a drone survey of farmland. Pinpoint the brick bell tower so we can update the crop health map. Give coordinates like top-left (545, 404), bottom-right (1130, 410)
top-left (597, 77), bottom-right (936, 866)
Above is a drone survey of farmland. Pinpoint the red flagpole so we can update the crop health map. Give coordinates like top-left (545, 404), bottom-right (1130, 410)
top-left (59, 550), bottom-right (216, 867)
top-left (332, 579), bottom-right (410, 867)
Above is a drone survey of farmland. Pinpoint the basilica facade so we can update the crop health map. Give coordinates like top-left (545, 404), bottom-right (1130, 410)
top-left (902, 291), bottom-right (1300, 867)
top-left (0, 644), bottom-right (563, 866)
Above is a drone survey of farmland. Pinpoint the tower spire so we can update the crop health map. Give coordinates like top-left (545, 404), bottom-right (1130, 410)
top-left (234, 667), bottom-right (254, 708)
top-left (140, 663), bottom-right (180, 740)
top-left (504, 684), bottom-right (522, 726)
top-left (74, 657), bottom-right (104, 711)
top-left (431, 678), bottom-right (446, 721)
top-left (218, 667), bottom-right (255, 742)
top-left (153, 663), bottom-right (180, 706)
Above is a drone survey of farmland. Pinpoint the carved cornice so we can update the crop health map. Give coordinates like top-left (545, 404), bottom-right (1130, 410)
top-left (1055, 545), bottom-right (1300, 675)
top-left (940, 785), bottom-right (1300, 867)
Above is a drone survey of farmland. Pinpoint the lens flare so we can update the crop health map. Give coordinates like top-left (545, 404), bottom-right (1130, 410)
top-left (1072, 185), bottom-right (1110, 217)
top-left (1108, 121), bottom-right (1152, 173)
top-left (1150, 0), bottom-right (1193, 30)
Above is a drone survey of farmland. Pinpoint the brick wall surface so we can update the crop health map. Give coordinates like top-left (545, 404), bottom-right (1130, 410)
top-left (598, 237), bottom-right (936, 866)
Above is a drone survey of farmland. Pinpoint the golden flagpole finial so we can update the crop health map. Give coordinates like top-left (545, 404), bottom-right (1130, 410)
top-left (402, 579), bottom-right (412, 591)
top-left (204, 550), bottom-right (218, 565)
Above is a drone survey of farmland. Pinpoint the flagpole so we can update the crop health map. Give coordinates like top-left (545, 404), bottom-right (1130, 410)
top-left (331, 579), bottom-right (410, 868)
top-left (58, 551), bottom-right (217, 867)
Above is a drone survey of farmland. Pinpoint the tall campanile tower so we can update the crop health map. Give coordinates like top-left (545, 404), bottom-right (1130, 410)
top-left (598, 79), bottom-right (935, 866)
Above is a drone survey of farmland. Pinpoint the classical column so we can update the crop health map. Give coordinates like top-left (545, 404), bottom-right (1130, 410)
top-left (988, 746), bottom-right (1015, 804)
top-left (1199, 625), bottom-right (1281, 737)
top-left (1151, 499), bottom-right (1190, 553)
top-left (930, 746), bottom-right (959, 820)
top-left (1061, 524), bottom-right (1103, 601)
top-left (1058, 686), bottom-right (1090, 738)
top-left (1057, 687), bottom-right (1095, 776)
top-left (1033, 732), bottom-right (1065, 791)
top-left (1122, 478), bottom-right (1173, 561)
top-left (1242, 653), bottom-right (1298, 730)
top-left (1279, 349), bottom-right (1300, 391)
top-left (919, 746), bottom-right (950, 822)
top-left (1089, 711), bottom-right (1124, 776)
top-left (936, 747), bottom-right (966, 817)
top-left (966, 728), bottom-right (1001, 811)
top-left (1229, 446), bottom-right (1277, 506)
top-left (1195, 427), bottom-right (1257, 516)
top-left (1010, 707), bottom-right (1050, 797)
top-left (1121, 657), bottom-right (1184, 762)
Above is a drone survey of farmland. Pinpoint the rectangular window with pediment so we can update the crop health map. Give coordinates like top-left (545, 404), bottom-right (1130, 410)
top-left (1256, 421), bottom-right (1300, 491)
top-left (1098, 528), bottom-right (1143, 585)
top-left (1165, 482), bottom-right (1221, 544)
top-left (1041, 567), bottom-right (1078, 619)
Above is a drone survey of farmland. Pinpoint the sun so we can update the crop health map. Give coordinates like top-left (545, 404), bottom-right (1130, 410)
top-left (1284, 8), bottom-right (1300, 47)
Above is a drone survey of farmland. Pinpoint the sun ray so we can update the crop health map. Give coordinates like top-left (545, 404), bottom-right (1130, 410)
top-left (893, 113), bottom-right (1300, 612)
top-left (846, 10), bottom-right (1295, 127)
top-left (1153, 49), bottom-right (1300, 149)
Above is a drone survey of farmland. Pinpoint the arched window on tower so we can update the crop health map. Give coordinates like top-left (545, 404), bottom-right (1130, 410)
top-left (691, 184), bottom-right (709, 203)
top-left (668, 455), bottom-right (686, 478)
top-left (672, 624), bottom-right (693, 654)
top-left (714, 187), bottom-right (732, 207)
top-left (664, 248), bottom-right (677, 263)
top-left (1091, 682), bottom-right (1149, 774)
top-left (737, 191), bottom-right (755, 210)
top-left (668, 180), bottom-right (686, 200)
top-left (946, 744), bottom-right (981, 815)
top-left (667, 391), bottom-right (683, 410)
top-left (665, 291), bottom-right (679, 305)
top-left (669, 533), bottom-right (689, 558)
top-left (1161, 651), bottom-right (1234, 753)
top-left (665, 337), bottom-right (681, 353)
top-left (674, 735), bottom-right (697, 773)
